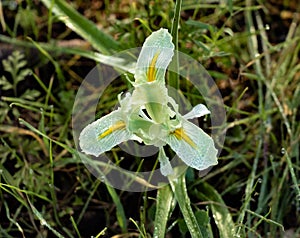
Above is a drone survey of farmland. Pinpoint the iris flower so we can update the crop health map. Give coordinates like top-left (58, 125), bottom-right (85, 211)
top-left (79, 29), bottom-right (218, 176)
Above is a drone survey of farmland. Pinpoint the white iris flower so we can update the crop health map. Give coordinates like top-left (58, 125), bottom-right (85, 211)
top-left (79, 28), bottom-right (218, 176)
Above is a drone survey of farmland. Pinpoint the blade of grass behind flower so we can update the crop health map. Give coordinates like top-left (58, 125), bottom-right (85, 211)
top-left (193, 181), bottom-right (236, 237)
top-left (0, 34), bottom-right (135, 72)
top-left (168, 0), bottom-right (182, 89)
top-left (40, 0), bottom-right (121, 54)
top-left (27, 198), bottom-right (65, 238)
top-left (105, 184), bottom-right (128, 233)
top-left (18, 118), bottom-right (158, 190)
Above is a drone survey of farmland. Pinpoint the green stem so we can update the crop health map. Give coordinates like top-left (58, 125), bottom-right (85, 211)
top-left (169, 174), bottom-right (203, 238)
top-left (168, 0), bottom-right (182, 89)
top-left (171, 0), bottom-right (181, 51)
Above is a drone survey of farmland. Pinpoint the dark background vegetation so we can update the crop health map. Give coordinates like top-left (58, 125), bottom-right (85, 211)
top-left (0, 0), bottom-right (299, 237)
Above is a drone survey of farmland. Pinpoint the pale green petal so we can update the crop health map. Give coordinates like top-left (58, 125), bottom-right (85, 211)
top-left (118, 92), bottom-right (133, 114)
top-left (131, 81), bottom-right (176, 123)
top-left (183, 104), bottom-right (210, 120)
top-left (165, 119), bottom-right (218, 170)
top-left (128, 113), bottom-right (154, 138)
top-left (158, 147), bottom-right (173, 176)
top-left (131, 81), bottom-right (169, 105)
top-left (128, 113), bottom-right (167, 147)
top-left (79, 110), bottom-right (132, 156)
top-left (135, 28), bottom-right (174, 84)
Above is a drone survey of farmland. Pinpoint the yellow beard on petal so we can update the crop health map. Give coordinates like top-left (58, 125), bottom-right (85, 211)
top-left (172, 127), bottom-right (197, 148)
top-left (98, 121), bottom-right (126, 139)
top-left (147, 52), bottom-right (160, 82)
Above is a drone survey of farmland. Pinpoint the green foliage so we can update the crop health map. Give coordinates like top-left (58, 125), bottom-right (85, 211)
top-left (178, 210), bottom-right (212, 237)
top-left (40, 0), bottom-right (121, 54)
top-left (0, 0), bottom-right (299, 237)
top-left (15, 5), bottom-right (39, 38)
top-left (0, 51), bottom-right (32, 96)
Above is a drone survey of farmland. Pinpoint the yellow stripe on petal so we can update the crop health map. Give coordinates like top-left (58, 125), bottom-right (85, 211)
top-left (147, 51), bottom-right (160, 82)
top-left (98, 121), bottom-right (126, 139)
top-left (172, 128), bottom-right (197, 148)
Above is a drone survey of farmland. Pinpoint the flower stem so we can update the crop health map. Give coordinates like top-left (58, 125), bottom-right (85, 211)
top-left (168, 0), bottom-right (182, 89)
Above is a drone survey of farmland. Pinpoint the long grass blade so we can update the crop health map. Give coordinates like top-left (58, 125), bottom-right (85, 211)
top-left (105, 184), bottom-right (128, 233)
top-left (0, 34), bottom-right (134, 72)
top-left (40, 0), bottom-right (121, 54)
top-left (194, 181), bottom-right (236, 237)
top-left (27, 198), bottom-right (65, 238)
top-left (168, 0), bottom-right (182, 89)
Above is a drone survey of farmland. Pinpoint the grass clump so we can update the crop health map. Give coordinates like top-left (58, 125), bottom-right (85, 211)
top-left (0, 0), bottom-right (299, 237)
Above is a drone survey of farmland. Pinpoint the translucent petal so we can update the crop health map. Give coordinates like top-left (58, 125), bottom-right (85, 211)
top-left (79, 110), bottom-right (132, 156)
top-left (128, 113), bottom-right (167, 147)
top-left (183, 104), bottom-right (210, 120)
top-left (135, 28), bottom-right (174, 84)
top-left (131, 81), bottom-right (169, 106)
top-left (128, 113), bottom-right (154, 139)
top-left (131, 81), bottom-right (176, 123)
top-left (158, 147), bottom-right (173, 176)
top-left (165, 118), bottom-right (218, 170)
top-left (118, 92), bottom-right (133, 114)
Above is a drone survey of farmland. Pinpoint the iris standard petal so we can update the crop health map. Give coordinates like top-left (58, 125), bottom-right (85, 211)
top-left (79, 110), bottom-right (133, 156)
top-left (135, 28), bottom-right (174, 84)
top-left (165, 119), bottom-right (218, 170)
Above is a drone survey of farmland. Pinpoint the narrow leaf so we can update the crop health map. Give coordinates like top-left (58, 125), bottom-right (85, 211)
top-left (40, 0), bottom-right (121, 54)
top-left (193, 182), bottom-right (236, 237)
top-left (169, 174), bottom-right (204, 238)
top-left (153, 185), bottom-right (175, 238)
top-left (106, 184), bottom-right (128, 233)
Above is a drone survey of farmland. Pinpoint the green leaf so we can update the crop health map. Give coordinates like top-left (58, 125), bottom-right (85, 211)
top-left (178, 210), bottom-right (212, 237)
top-left (28, 38), bottom-right (65, 85)
top-left (16, 68), bottom-right (31, 83)
top-left (153, 184), bottom-right (175, 238)
top-left (21, 89), bottom-right (41, 100)
top-left (0, 76), bottom-right (13, 90)
top-left (195, 210), bottom-right (213, 238)
top-left (0, 162), bottom-right (16, 187)
top-left (0, 51), bottom-right (30, 95)
top-left (185, 19), bottom-right (215, 30)
top-left (40, 0), bottom-right (121, 54)
top-left (193, 181), bottom-right (236, 238)
top-left (169, 174), bottom-right (204, 238)
top-left (0, 34), bottom-right (134, 72)
top-left (106, 184), bottom-right (128, 233)
top-left (28, 200), bottom-right (65, 238)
